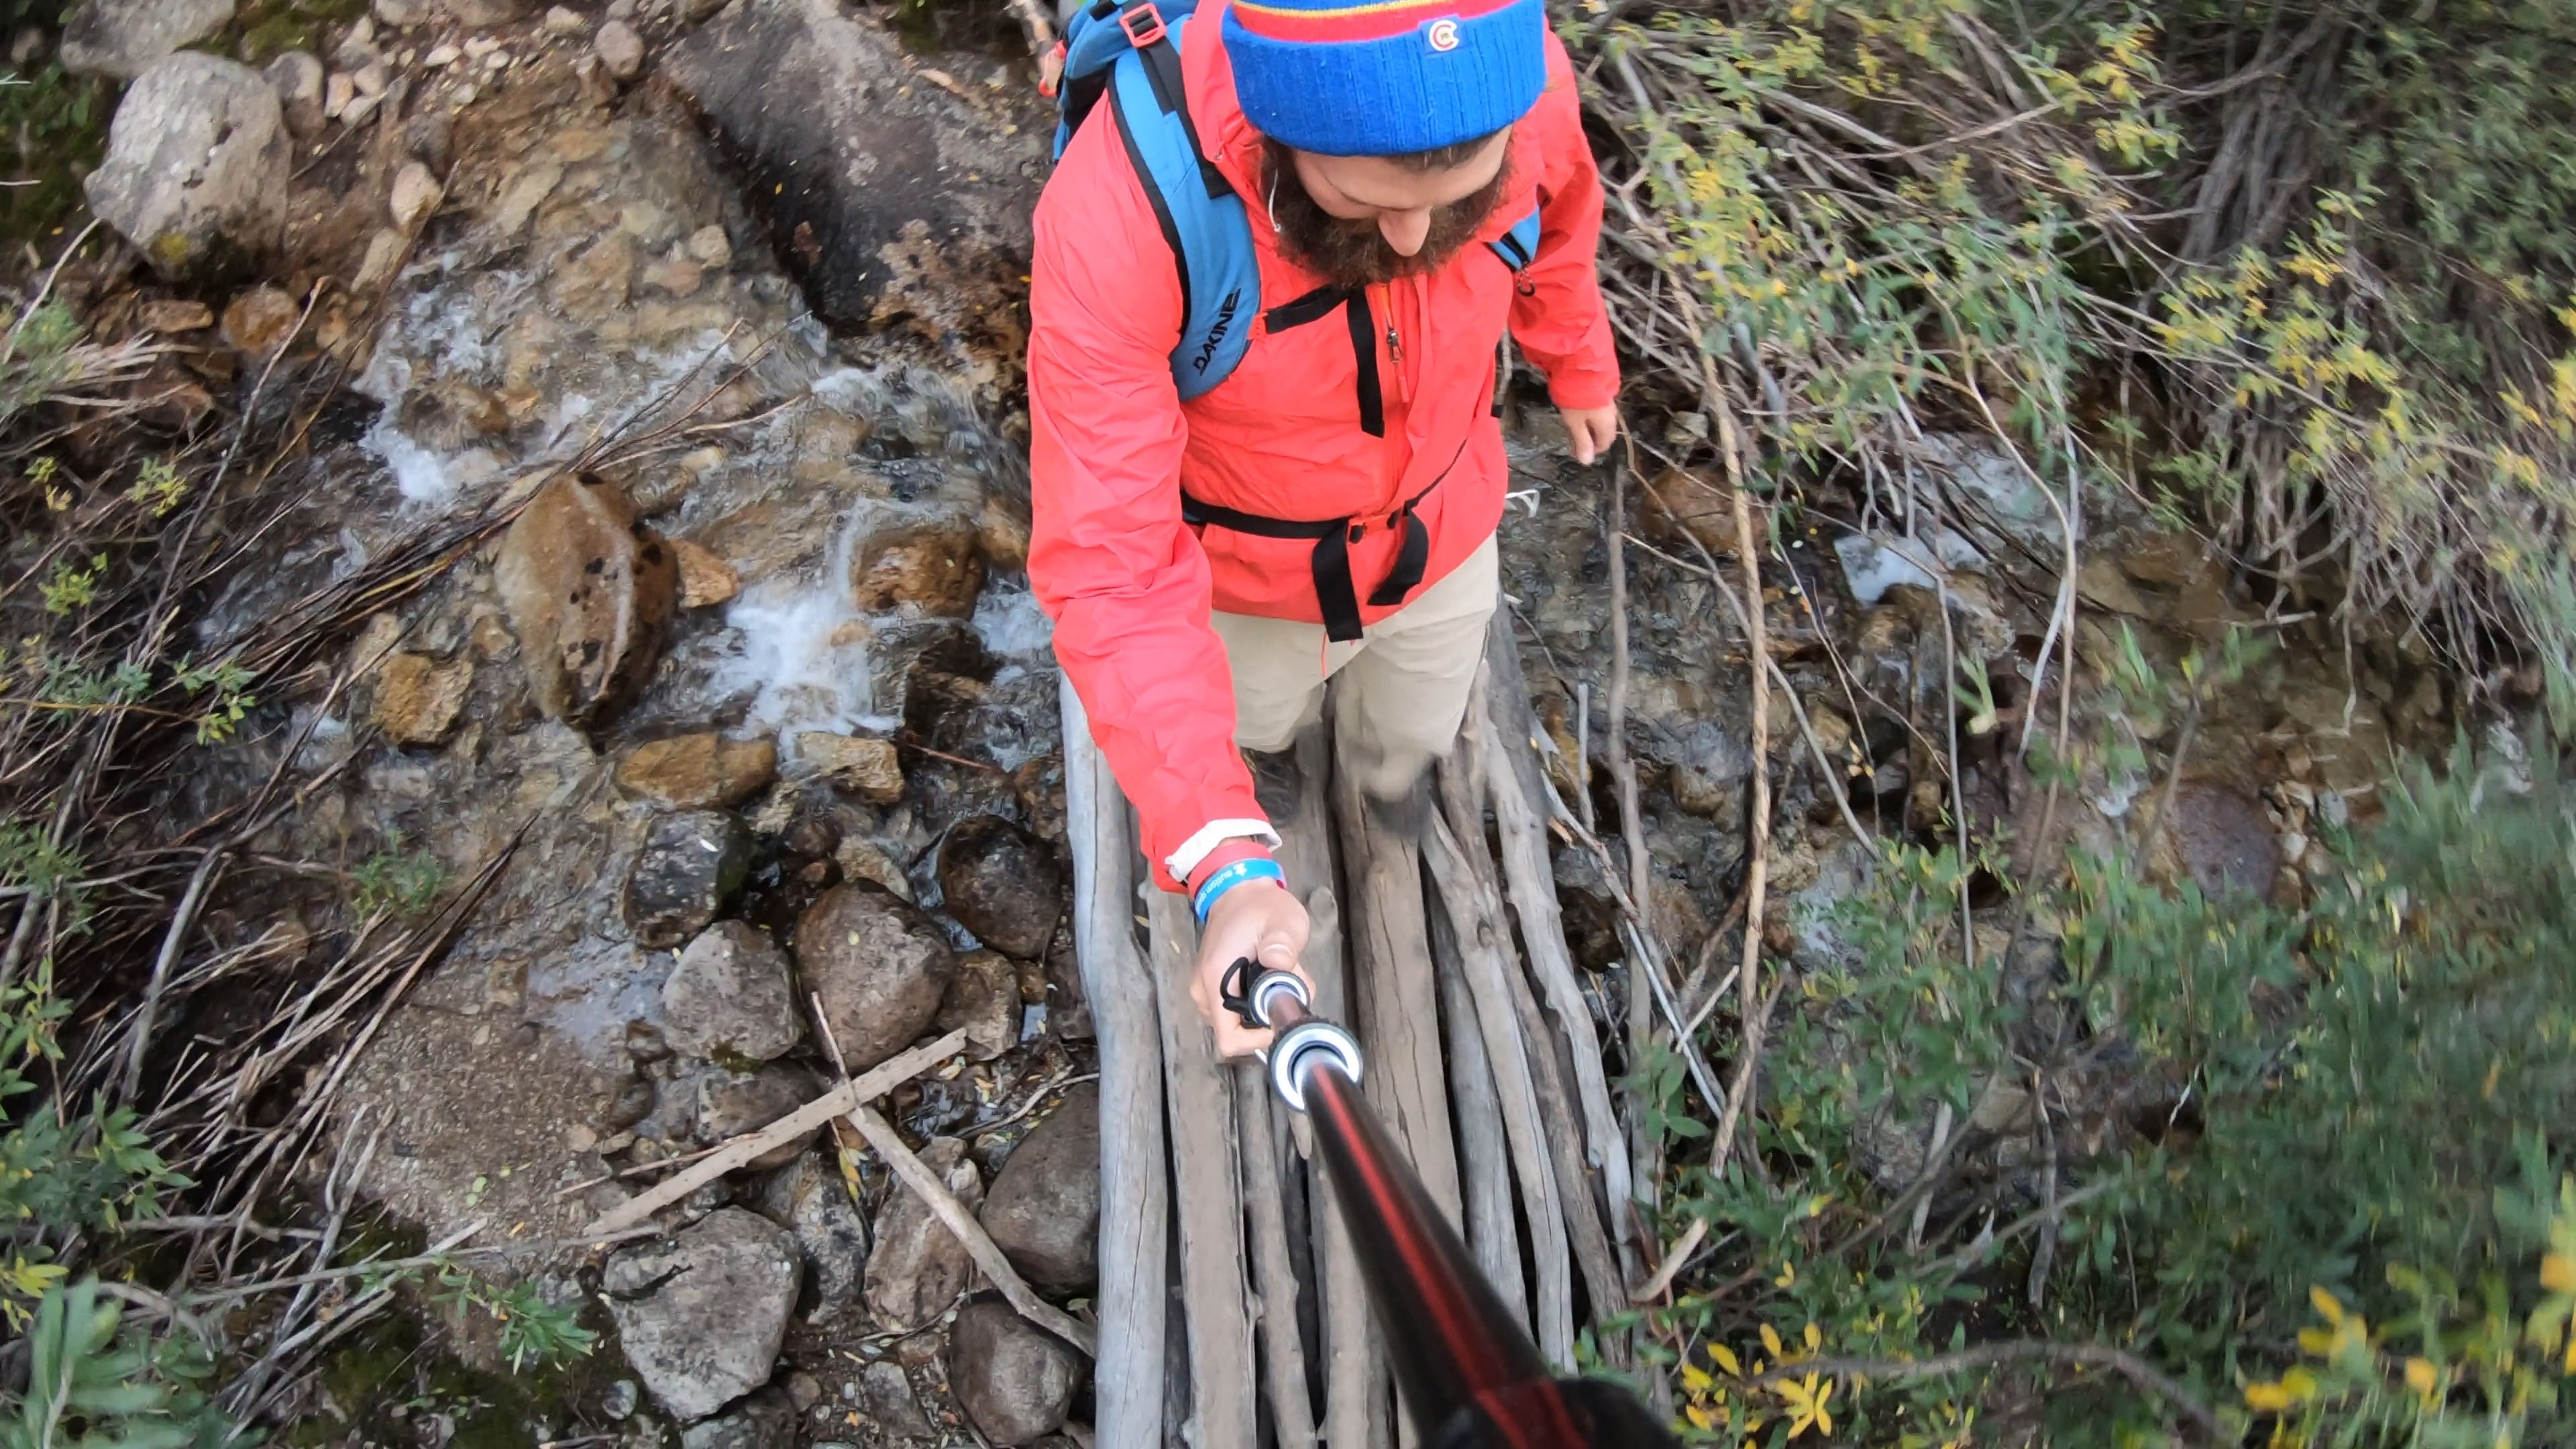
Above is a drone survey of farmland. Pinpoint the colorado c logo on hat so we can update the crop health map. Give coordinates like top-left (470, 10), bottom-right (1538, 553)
top-left (1426, 17), bottom-right (1460, 50)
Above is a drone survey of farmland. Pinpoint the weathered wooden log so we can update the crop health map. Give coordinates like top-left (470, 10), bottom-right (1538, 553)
top-left (1474, 631), bottom-right (1640, 1278)
top-left (1148, 887), bottom-right (1260, 1449)
top-left (1429, 895), bottom-right (1527, 1328)
top-left (1057, 679), bottom-right (1169, 1446)
top-left (1236, 1061), bottom-right (1320, 1446)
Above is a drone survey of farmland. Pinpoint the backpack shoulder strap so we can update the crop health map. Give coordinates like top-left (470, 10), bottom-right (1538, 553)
top-left (1488, 206), bottom-right (1542, 272)
top-left (1087, 6), bottom-right (1262, 400)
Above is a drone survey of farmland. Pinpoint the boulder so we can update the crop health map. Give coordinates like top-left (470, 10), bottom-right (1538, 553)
top-left (663, 0), bottom-right (1041, 331)
top-left (977, 1082), bottom-right (1098, 1293)
top-left (851, 506), bottom-right (985, 618)
top-left (265, 51), bottom-right (326, 137)
top-left (617, 733), bottom-right (779, 810)
top-left (494, 472), bottom-right (678, 727)
top-left (948, 1301), bottom-right (1082, 1444)
top-left (678, 1388), bottom-right (795, 1449)
top-left (752, 1150), bottom-right (871, 1322)
top-left (663, 920), bottom-right (800, 1062)
top-left (86, 54), bottom-right (291, 282)
top-left (625, 811), bottom-right (751, 949)
top-left (596, 18), bottom-right (645, 80)
top-left (936, 949), bottom-right (1018, 1062)
top-left (602, 1208), bottom-right (800, 1422)
top-left (937, 816), bottom-right (1062, 959)
top-left (863, 1136), bottom-right (979, 1326)
top-left (793, 883), bottom-right (954, 1073)
top-left (797, 733), bottom-right (904, 803)
top-left (60, 0), bottom-right (231, 79)
top-left (695, 1061), bottom-right (823, 1173)
top-left (372, 652), bottom-right (472, 746)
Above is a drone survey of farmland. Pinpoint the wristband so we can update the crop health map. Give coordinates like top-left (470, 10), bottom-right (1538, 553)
top-left (1191, 857), bottom-right (1287, 924)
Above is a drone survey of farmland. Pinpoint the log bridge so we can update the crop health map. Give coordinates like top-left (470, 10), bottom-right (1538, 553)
top-left (1061, 619), bottom-right (1650, 1447)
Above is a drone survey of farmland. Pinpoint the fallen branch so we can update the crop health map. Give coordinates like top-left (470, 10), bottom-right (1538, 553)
top-left (590, 1030), bottom-right (967, 1232)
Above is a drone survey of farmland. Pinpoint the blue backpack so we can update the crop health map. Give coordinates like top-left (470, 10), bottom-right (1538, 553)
top-left (1051, 0), bottom-right (1543, 404)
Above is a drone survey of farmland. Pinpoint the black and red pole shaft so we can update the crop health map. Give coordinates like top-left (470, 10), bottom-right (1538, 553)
top-left (1226, 963), bottom-right (1678, 1449)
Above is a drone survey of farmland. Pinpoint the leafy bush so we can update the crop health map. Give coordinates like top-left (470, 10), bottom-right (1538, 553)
top-left (1642, 736), bottom-right (2576, 1446)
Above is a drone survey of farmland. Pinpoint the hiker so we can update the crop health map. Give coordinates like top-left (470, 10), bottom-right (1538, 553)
top-left (1028, 0), bottom-right (1619, 1058)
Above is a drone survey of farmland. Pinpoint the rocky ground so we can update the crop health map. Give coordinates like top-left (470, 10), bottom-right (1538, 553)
top-left (22, 0), bottom-right (2477, 1442)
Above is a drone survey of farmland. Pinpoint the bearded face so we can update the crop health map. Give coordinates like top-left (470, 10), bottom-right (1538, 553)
top-left (1260, 138), bottom-right (1513, 290)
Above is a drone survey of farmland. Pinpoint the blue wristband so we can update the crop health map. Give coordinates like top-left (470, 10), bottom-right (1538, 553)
top-left (1191, 857), bottom-right (1287, 924)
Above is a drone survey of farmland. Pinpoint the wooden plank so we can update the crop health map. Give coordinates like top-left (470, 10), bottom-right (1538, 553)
top-left (1236, 1061), bottom-right (1320, 1446)
top-left (1474, 632), bottom-right (1640, 1277)
top-left (1429, 894), bottom-right (1528, 1330)
top-left (1058, 680), bottom-right (1169, 1446)
top-left (1148, 887), bottom-right (1258, 1449)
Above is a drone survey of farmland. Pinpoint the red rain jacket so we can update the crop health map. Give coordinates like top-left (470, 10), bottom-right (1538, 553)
top-left (1028, 0), bottom-right (1619, 890)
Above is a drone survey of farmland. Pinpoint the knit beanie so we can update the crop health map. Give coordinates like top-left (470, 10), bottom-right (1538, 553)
top-left (1222, 0), bottom-right (1548, 157)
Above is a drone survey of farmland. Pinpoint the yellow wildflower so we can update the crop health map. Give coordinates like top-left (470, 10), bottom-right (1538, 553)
top-left (2244, 1381), bottom-right (2294, 1413)
top-left (1776, 1373), bottom-right (1835, 1439)
top-left (2405, 1357), bottom-right (2440, 1404)
top-left (2542, 1252), bottom-right (2576, 1294)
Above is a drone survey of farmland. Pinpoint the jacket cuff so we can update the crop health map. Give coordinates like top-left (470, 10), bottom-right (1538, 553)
top-left (1185, 839), bottom-right (1281, 896)
top-left (1164, 817), bottom-right (1283, 888)
top-left (1546, 370), bottom-right (1621, 412)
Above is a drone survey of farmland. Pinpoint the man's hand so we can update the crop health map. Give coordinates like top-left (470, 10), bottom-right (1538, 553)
top-left (1189, 881), bottom-right (1311, 1059)
top-left (1559, 404), bottom-right (1620, 466)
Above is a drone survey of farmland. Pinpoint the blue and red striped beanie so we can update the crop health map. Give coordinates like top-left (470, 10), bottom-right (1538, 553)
top-left (1222, 0), bottom-right (1548, 157)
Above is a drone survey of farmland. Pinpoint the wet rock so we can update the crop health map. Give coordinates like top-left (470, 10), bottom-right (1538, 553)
top-left (626, 810), bottom-right (752, 949)
top-left (937, 816), bottom-right (1061, 959)
top-left (617, 733), bottom-right (779, 810)
top-left (87, 54), bottom-right (290, 282)
top-left (221, 286), bottom-right (300, 357)
top-left (859, 1360), bottom-right (935, 1440)
top-left (936, 949), bottom-right (1018, 1062)
top-left (977, 1081), bottom-right (1097, 1293)
top-left (798, 733), bottom-right (904, 804)
top-left (603, 1207), bottom-right (800, 1422)
top-left (949, 1301), bottom-right (1082, 1444)
top-left (266, 51), bottom-right (326, 136)
top-left (663, 920), bottom-right (800, 1062)
top-left (686, 223), bottom-right (734, 269)
top-left (373, 652), bottom-right (472, 746)
top-left (596, 19), bottom-right (647, 80)
top-left (753, 1149), bottom-right (871, 1322)
top-left (833, 837), bottom-right (914, 901)
top-left (852, 507), bottom-right (987, 618)
top-left (672, 538), bottom-right (741, 607)
top-left (864, 1136), bottom-right (980, 1326)
top-left (794, 882), bottom-right (955, 1073)
top-left (663, 0), bottom-right (1041, 331)
top-left (440, 0), bottom-right (528, 23)
top-left (60, 0), bottom-right (231, 79)
top-left (390, 161), bottom-right (444, 231)
top-left (494, 472), bottom-right (678, 727)
top-left (679, 1387), bottom-right (795, 1449)
top-left (697, 1062), bottom-right (822, 1172)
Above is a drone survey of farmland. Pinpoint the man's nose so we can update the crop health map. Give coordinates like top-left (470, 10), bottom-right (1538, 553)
top-left (1378, 208), bottom-right (1432, 256)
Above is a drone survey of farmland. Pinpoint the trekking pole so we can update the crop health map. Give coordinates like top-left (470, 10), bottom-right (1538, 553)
top-left (1223, 962), bottom-right (1679, 1449)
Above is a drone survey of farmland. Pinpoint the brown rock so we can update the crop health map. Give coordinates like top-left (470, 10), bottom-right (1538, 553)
top-left (794, 882), bottom-right (955, 1074)
top-left (798, 732), bottom-right (904, 803)
top-left (672, 537), bottom-right (740, 607)
top-left (616, 732), bottom-right (777, 809)
top-left (864, 1136), bottom-right (980, 1326)
top-left (642, 254), bottom-right (704, 296)
top-left (937, 816), bottom-right (1062, 959)
top-left (851, 508), bottom-right (985, 618)
top-left (493, 472), bottom-right (678, 727)
top-left (389, 160), bottom-right (443, 231)
top-left (833, 837), bottom-right (913, 900)
top-left (137, 299), bottom-right (213, 333)
top-left (221, 285), bottom-right (300, 356)
top-left (936, 949), bottom-right (1018, 1061)
top-left (373, 652), bottom-right (471, 745)
top-left (977, 1082), bottom-right (1098, 1293)
top-left (1639, 466), bottom-right (1737, 559)
top-left (948, 1300), bottom-right (1082, 1444)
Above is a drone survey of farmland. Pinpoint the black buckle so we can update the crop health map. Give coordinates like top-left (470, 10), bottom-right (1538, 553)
top-left (1218, 956), bottom-right (1263, 1028)
top-left (1120, 1), bottom-right (1167, 48)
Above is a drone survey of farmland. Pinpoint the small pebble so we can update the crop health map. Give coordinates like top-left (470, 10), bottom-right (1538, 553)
top-left (423, 42), bottom-right (460, 66)
top-left (594, 19), bottom-right (644, 79)
top-left (543, 5), bottom-right (588, 33)
top-left (353, 59), bottom-right (390, 96)
top-left (323, 71), bottom-right (355, 119)
top-left (463, 34), bottom-right (500, 58)
top-left (484, 49), bottom-right (511, 70)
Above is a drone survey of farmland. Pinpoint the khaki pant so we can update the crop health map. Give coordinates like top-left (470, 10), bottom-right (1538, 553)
top-left (1212, 534), bottom-right (1500, 798)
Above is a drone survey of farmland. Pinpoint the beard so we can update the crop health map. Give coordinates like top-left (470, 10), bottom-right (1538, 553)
top-left (1262, 140), bottom-right (1512, 290)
